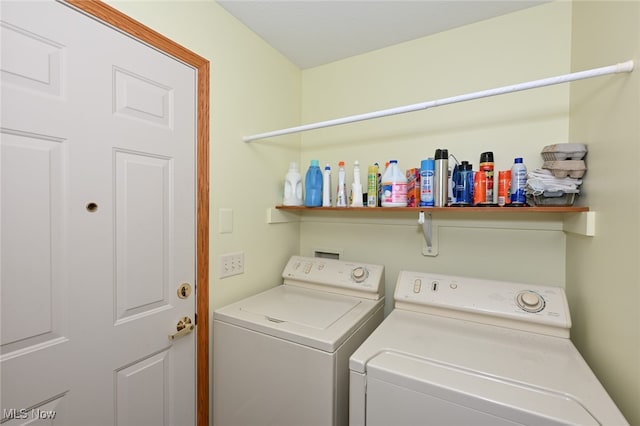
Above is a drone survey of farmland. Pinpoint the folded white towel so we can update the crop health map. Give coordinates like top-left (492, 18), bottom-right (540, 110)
top-left (526, 168), bottom-right (581, 194)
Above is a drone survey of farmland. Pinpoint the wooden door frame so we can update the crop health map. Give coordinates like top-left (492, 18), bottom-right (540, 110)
top-left (62, 1), bottom-right (210, 425)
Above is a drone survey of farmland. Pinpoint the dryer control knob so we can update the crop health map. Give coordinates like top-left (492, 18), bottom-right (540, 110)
top-left (516, 291), bottom-right (545, 313)
top-left (351, 267), bottom-right (368, 283)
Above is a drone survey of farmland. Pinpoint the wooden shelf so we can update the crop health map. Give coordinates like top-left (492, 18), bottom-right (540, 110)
top-left (269, 204), bottom-right (595, 239)
top-left (275, 205), bottom-right (589, 213)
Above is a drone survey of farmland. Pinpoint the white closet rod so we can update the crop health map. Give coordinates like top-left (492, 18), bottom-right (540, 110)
top-left (244, 60), bottom-right (634, 142)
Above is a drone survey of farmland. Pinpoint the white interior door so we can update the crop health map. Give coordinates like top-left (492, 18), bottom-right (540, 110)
top-left (1, 1), bottom-right (197, 424)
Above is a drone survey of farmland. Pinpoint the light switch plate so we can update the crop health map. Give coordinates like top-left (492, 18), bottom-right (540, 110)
top-left (219, 208), bottom-right (233, 234)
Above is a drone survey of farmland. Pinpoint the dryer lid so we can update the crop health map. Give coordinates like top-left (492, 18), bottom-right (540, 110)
top-left (349, 310), bottom-right (628, 426)
top-left (214, 285), bottom-right (383, 352)
top-left (366, 351), bottom-right (601, 426)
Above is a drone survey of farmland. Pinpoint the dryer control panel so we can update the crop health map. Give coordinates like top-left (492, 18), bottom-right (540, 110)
top-left (283, 256), bottom-right (385, 300)
top-left (394, 271), bottom-right (571, 338)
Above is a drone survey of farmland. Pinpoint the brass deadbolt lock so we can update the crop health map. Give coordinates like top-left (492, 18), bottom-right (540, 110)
top-left (177, 283), bottom-right (192, 299)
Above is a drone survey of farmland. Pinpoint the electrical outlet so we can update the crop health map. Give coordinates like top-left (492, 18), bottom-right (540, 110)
top-left (220, 251), bottom-right (244, 278)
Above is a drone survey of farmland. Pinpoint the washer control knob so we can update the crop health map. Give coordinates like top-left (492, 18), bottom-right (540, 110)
top-left (516, 291), bottom-right (545, 313)
top-left (351, 267), bottom-right (368, 283)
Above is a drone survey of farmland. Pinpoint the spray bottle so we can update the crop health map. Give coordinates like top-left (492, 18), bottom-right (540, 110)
top-left (367, 164), bottom-right (378, 207)
top-left (351, 161), bottom-right (364, 207)
top-left (336, 161), bottom-right (347, 207)
top-left (322, 163), bottom-right (332, 207)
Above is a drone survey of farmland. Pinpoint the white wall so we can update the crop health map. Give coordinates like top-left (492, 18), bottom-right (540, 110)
top-left (568, 2), bottom-right (640, 423)
top-left (299, 1), bottom-right (573, 313)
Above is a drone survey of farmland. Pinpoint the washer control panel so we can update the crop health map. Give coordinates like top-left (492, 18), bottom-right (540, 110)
top-left (394, 271), bottom-right (571, 336)
top-left (282, 256), bottom-right (384, 300)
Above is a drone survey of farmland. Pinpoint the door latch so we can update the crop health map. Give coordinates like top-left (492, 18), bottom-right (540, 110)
top-left (168, 316), bottom-right (194, 340)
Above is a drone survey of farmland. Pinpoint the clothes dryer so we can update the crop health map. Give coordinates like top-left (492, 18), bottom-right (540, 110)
top-left (214, 255), bottom-right (385, 426)
top-left (349, 271), bottom-right (628, 426)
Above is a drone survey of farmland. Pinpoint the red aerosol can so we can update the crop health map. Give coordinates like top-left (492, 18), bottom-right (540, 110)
top-left (498, 170), bottom-right (511, 206)
top-left (473, 171), bottom-right (486, 205)
top-left (479, 151), bottom-right (494, 204)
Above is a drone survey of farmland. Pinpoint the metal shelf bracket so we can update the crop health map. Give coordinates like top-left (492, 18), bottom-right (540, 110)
top-left (419, 211), bottom-right (439, 257)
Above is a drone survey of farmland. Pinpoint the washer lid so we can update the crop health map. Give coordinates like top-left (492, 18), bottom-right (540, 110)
top-left (214, 285), bottom-right (383, 352)
top-left (241, 285), bottom-right (360, 328)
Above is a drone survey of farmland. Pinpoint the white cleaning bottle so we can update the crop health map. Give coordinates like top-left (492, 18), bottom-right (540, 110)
top-left (351, 160), bottom-right (363, 207)
top-left (322, 163), bottom-right (332, 207)
top-left (336, 161), bottom-right (347, 207)
top-left (381, 160), bottom-right (408, 207)
top-left (283, 161), bottom-right (303, 206)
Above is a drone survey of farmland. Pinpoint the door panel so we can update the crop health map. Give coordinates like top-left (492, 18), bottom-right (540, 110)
top-left (1, 133), bottom-right (65, 349)
top-left (115, 349), bottom-right (171, 426)
top-left (0, 19), bottom-right (63, 97)
top-left (114, 67), bottom-right (174, 127)
top-left (114, 150), bottom-right (173, 322)
top-left (1, 1), bottom-right (197, 424)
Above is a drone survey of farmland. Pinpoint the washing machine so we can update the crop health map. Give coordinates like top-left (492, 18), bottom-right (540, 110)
top-left (349, 271), bottom-right (628, 426)
top-left (213, 255), bottom-right (385, 426)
